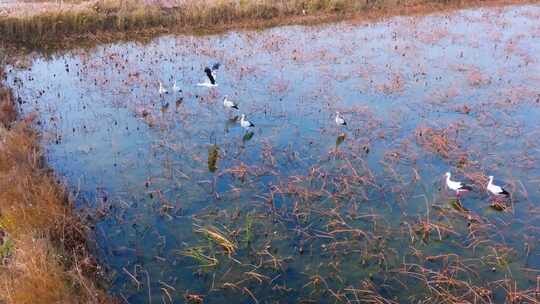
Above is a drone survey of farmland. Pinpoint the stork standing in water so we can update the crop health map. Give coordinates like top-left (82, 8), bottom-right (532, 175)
top-left (158, 81), bottom-right (168, 97)
top-left (487, 176), bottom-right (510, 197)
top-left (172, 80), bottom-right (181, 94)
top-left (335, 111), bottom-right (347, 126)
top-left (445, 172), bottom-right (473, 198)
top-left (240, 114), bottom-right (254, 129)
top-left (197, 63), bottom-right (220, 87)
top-left (223, 96), bottom-right (239, 110)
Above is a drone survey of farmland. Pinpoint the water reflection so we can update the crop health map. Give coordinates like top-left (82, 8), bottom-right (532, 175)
top-left (335, 133), bottom-right (346, 147)
top-left (449, 198), bottom-right (469, 212)
top-left (242, 131), bottom-right (254, 143)
top-left (208, 144), bottom-right (219, 173)
top-left (224, 115), bottom-right (238, 132)
top-left (175, 97), bottom-right (183, 110)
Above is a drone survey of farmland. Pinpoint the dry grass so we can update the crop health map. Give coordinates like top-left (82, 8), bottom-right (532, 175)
top-left (0, 69), bottom-right (16, 128)
top-left (1, 235), bottom-right (74, 304)
top-left (0, 86), bottom-right (111, 303)
top-left (0, 0), bottom-right (357, 45)
top-left (0, 122), bottom-right (64, 237)
top-left (0, 0), bottom-right (533, 47)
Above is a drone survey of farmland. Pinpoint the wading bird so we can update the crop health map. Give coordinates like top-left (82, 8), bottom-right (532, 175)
top-left (198, 63), bottom-right (220, 87)
top-left (159, 81), bottom-right (168, 96)
top-left (445, 172), bottom-right (473, 197)
top-left (487, 176), bottom-right (510, 197)
top-left (240, 114), bottom-right (254, 129)
top-left (172, 80), bottom-right (181, 94)
top-left (335, 111), bottom-right (347, 126)
top-left (223, 96), bottom-right (239, 110)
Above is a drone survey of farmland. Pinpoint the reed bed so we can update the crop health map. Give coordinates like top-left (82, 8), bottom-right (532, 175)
top-left (0, 0), bottom-right (527, 47)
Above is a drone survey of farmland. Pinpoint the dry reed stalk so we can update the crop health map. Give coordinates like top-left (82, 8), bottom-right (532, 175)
top-left (0, 85), bottom-right (16, 127)
top-left (195, 225), bottom-right (237, 256)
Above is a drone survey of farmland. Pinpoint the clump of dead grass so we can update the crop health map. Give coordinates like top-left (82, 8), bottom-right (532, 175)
top-left (1, 235), bottom-right (74, 304)
top-left (0, 84), bottom-right (16, 128)
top-left (416, 126), bottom-right (457, 158)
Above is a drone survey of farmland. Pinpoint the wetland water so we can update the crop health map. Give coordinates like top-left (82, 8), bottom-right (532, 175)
top-left (7, 4), bottom-right (540, 303)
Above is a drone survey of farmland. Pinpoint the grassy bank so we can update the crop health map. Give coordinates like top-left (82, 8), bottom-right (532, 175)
top-left (0, 0), bottom-right (535, 48)
top-left (0, 70), bottom-right (111, 303)
top-left (1, 0), bottom-right (356, 46)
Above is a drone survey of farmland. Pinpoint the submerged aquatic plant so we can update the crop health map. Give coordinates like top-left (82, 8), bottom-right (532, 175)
top-left (243, 212), bottom-right (254, 247)
top-left (195, 226), bottom-right (237, 257)
top-left (181, 246), bottom-right (218, 267)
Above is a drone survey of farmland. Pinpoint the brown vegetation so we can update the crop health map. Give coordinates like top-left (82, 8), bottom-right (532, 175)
top-left (0, 88), bottom-right (16, 128)
top-left (0, 85), bottom-right (111, 303)
top-left (416, 126), bottom-right (457, 158)
top-left (0, 0), bottom-right (536, 47)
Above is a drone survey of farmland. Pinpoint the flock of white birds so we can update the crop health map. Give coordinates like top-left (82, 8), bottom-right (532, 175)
top-left (445, 172), bottom-right (510, 202)
top-left (158, 63), bottom-right (511, 203)
top-left (157, 63), bottom-right (348, 131)
top-left (157, 63), bottom-right (260, 131)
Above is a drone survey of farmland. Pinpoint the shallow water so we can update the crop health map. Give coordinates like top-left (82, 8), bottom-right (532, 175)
top-left (7, 4), bottom-right (540, 303)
